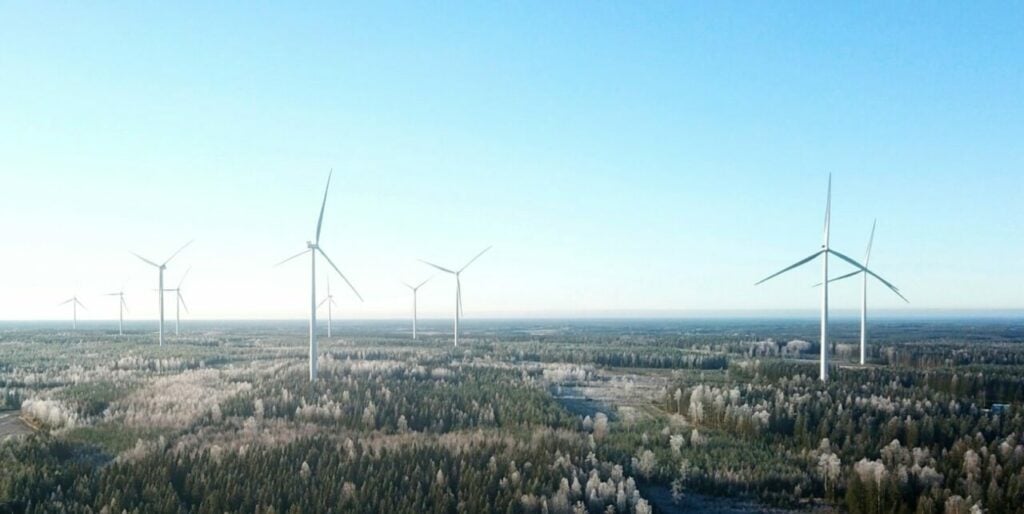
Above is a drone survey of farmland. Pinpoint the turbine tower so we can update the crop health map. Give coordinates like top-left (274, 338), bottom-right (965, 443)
top-left (59, 296), bottom-right (86, 330)
top-left (421, 246), bottom-right (491, 347)
top-left (132, 240), bottom-right (192, 346)
top-left (104, 289), bottom-right (128, 335)
top-left (277, 170), bottom-right (363, 382)
top-left (818, 220), bottom-right (908, 365)
top-left (859, 222), bottom-right (875, 365)
top-left (164, 266), bottom-right (191, 336)
top-left (318, 276), bottom-right (337, 338)
top-left (755, 175), bottom-right (905, 382)
top-left (401, 278), bottom-right (431, 340)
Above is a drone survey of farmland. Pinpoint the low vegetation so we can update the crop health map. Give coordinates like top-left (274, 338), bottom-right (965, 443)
top-left (0, 319), bottom-right (1021, 513)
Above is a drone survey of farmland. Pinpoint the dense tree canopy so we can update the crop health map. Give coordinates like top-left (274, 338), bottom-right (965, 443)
top-left (1, 320), bottom-right (1022, 513)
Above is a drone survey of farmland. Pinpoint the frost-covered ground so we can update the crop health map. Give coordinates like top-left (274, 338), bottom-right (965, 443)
top-left (16, 320), bottom-right (1014, 513)
top-left (0, 411), bottom-right (31, 440)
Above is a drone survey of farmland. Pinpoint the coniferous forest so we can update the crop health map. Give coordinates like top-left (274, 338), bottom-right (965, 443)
top-left (2, 319), bottom-right (1023, 513)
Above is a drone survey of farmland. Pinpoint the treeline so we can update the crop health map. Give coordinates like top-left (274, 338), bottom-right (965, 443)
top-left (883, 343), bottom-right (1024, 368)
top-left (0, 355), bottom-right (665, 514)
top-left (220, 362), bottom-right (578, 433)
top-left (499, 345), bottom-right (728, 370)
top-left (2, 430), bottom-right (658, 514)
top-left (657, 364), bottom-right (1024, 513)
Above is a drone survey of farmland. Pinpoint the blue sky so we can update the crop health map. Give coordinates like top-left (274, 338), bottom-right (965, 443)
top-left (0, 2), bottom-right (1021, 320)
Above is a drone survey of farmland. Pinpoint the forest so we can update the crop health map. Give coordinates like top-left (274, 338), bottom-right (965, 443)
top-left (1, 318), bottom-right (1022, 513)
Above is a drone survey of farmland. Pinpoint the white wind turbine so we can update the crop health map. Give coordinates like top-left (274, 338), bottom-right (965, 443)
top-left (59, 296), bottom-right (86, 330)
top-left (164, 266), bottom-right (191, 336)
top-left (132, 240), bottom-right (192, 346)
top-left (318, 276), bottom-right (337, 338)
top-left (755, 175), bottom-right (904, 382)
top-left (103, 289), bottom-right (128, 335)
top-left (401, 277), bottom-right (431, 340)
top-left (420, 246), bottom-right (491, 347)
top-left (816, 220), bottom-right (908, 365)
top-left (277, 170), bottom-right (363, 382)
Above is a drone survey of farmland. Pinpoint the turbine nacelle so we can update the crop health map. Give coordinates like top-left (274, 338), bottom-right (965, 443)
top-left (754, 174), bottom-right (906, 382)
top-left (420, 246), bottom-right (491, 346)
top-left (276, 169), bottom-right (362, 382)
top-left (130, 239), bottom-right (193, 346)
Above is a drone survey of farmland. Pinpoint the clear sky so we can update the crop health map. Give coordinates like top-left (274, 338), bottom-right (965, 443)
top-left (1, 2), bottom-right (1021, 321)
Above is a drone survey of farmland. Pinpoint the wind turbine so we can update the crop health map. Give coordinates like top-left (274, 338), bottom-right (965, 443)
top-left (164, 266), bottom-right (191, 336)
top-left (132, 240), bottom-right (192, 346)
top-left (420, 246), bottom-right (491, 347)
top-left (59, 296), bottom-right (86, 330)
top-left (276, 170), bottom-right (363, 381)
top-left (816, 220), bottom-right (908, 365)
top-left (318, 276), bottom-right (337, 338)
top-left (104, 289), bottom-right (128, 335)
top-left (755, 175), bottom-right (904, 382)
top-left (401, 277), bottom-right (431, 340)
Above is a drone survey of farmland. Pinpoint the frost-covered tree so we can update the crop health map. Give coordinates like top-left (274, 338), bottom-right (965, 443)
top-left (593, 412), bottom-right (609, 441)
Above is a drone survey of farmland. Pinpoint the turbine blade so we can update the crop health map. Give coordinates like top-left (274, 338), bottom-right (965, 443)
top-left (865, 219), bottom-right (877, 264)
top-left (318, 297), bottom-right (329, 308)
top-left (178, 292), bottom-right (189, 313)
top-left (275, 249), bottom-right (310, 267)
top-left (163, 239), bottom-right (194, 265)
top-left (122, 296), bottom-right (129, 313)
top-left (419, 260), bottom-right (456, 274)
top-left (415, 277), bottom-right (431, 290)
top-left (317, 247), bottom-right (363, 302)
top-left (828, 249), bottom-right (909, 303)
top-left (755, 250), bottom-right (823, 286)
top-left (315, 169), bottom-right (333, 245)
top-left (75, 298), bottom-right (87, 309)
top-left (401, 281), bottom-right (414, 290)
top-left (811, 269), bottom-right (862, 287)
top-left (459, 246), bottom-right (492, 272)
top-left (824, 174), bottom-right (832, 235)
top-left (59, 298), bottom-right (75, 306)
top-left (829, 269), bottom-right (863, 284)
top-left (131, 252), bottom-right (160, 268)
top-left (178, 266), bottom-right (192, 288)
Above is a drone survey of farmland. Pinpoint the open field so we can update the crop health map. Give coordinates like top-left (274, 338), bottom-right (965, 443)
top-left (0, 411), bottom-right (33, 440)
top-left (1, 318), bottom-right (1023, 513)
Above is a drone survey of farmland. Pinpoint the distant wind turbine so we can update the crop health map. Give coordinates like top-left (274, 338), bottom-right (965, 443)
top-left (421, 246), bottom-right (491, 347)
top-left (164, 266), bottom-right (191, 336)
top-left (104, 289), bottom-right (128, 335)
top-left (318, 276), bottom-right (337, 338)
top-left (59, 296), bottom-right (86, 330)
top-left (132, 240), bottom-right (193, 346)
top-left (755, 175), bottom-right (904, 382)
top-left (401, 277), bottom-right (431, 340)
top-left (276, 170), bottom-right (363, 382)
top-left (815, 220), bottom-right (908, 365)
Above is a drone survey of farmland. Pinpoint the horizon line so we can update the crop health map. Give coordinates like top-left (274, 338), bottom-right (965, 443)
top-left (3, 308), bottom-right (1024, 324)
